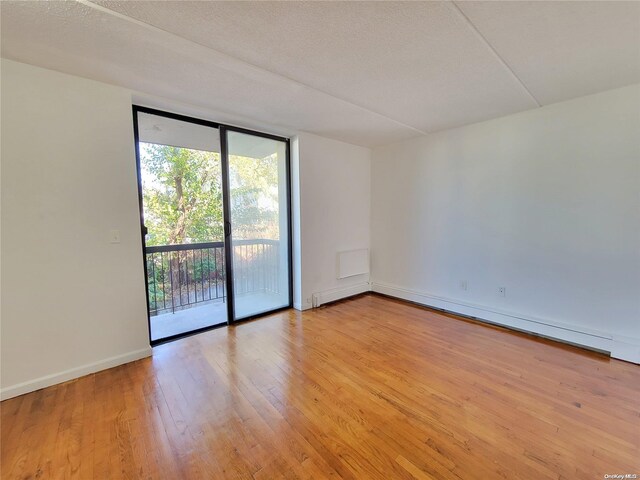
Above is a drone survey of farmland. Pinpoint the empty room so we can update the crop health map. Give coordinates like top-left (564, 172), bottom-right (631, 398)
top-left (1, 1), bottom-right (639, 479)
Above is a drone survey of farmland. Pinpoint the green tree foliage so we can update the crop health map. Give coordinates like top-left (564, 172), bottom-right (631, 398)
top-left (141, 143), bottom-right (224, 246)
top-left (141, 143), bottom-right (282, 245)
top-left (228, 153), bottom-right (280, 240)
top-left (140, 142), bottom-right (283, 314)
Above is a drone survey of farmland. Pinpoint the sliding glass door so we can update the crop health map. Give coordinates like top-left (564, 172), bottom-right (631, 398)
top-left (134, 108), bottom-right (292, 344)
top-left (224, 129), bottom-right (292, 320)
top-left (135, 110), bottom-right (227, 342)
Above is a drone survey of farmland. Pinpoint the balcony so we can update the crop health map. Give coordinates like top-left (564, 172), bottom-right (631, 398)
top-left (146, 239), bottom-right (282, 340)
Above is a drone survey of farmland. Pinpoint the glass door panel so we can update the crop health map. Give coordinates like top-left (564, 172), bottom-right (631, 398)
top-left (136, 110), bottom-right (228, 342)
top-left (225, 130), bottom-right (291, 320)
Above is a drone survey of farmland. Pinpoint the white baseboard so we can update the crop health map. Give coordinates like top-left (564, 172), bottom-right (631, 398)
top-left (312, 282), bottom-right (371, 308)
top-left (0, 347), bottom-right (153, 400)
top-left (611, 339), bottom-right (640, 364)
top-left (372, 282), bottom-right (639, 364)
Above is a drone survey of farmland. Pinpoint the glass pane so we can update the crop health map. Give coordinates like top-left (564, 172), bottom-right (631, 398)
top-left (137, 112), bottom-right (227, 341)
top-left (227, 130), bottom-right (290, 319)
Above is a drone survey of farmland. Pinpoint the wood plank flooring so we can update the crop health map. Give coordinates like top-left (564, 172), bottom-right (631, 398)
top-left (2, 294), bottom-right (639, 479)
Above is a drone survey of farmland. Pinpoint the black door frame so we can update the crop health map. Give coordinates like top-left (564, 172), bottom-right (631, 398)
top-left (132, 105), bottom-right (293, 346)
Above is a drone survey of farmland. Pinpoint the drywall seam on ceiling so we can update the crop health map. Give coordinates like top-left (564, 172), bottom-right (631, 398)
top-left (449, 0), bottom-right (542, 107)
top-left (76, 0), bottom-right (429, 137)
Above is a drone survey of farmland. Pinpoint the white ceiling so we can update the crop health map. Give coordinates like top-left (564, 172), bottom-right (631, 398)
top-left (1, 1), bottom-right (639, 147)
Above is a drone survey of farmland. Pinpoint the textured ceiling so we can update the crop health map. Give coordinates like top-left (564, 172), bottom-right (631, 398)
top-left (2, 1), bottom-right (639, 147)
top-left (457, 1), bottom-right (640, 105)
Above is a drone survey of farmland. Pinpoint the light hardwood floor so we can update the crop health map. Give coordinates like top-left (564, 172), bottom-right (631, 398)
top-left (2, 294), bottom-right (639, 479)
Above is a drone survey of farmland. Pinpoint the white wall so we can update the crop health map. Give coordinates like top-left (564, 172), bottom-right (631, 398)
top-left (294, 132), bottom-right (371, 309)
top-left (0, 60), bottom-right (373, 398)
top-left (371, 84), bottom-right (640, 363)
top-left (291, 136), bottom-right (303, 309)
top-left (1, 59), bottom-right (151, 399)
top-left (4, 56), bottom-right (635, 402)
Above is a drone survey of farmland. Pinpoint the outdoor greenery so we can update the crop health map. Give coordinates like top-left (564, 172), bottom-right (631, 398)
top-left (141, 143), bottom-right (224, 246)
top-left (141, 143), bottom-right (281, 246)
top-left (140, 142), bottom-right (282, 314)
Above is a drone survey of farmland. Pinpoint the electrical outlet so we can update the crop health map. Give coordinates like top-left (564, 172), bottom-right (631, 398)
top-left (499, 287), bottom-right (506, 297)
top-left (460, 280), bottom-right (468, 291)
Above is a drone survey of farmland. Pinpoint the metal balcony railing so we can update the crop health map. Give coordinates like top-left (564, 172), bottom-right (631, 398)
top-left (145, 239), bottom-right (279, 316)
